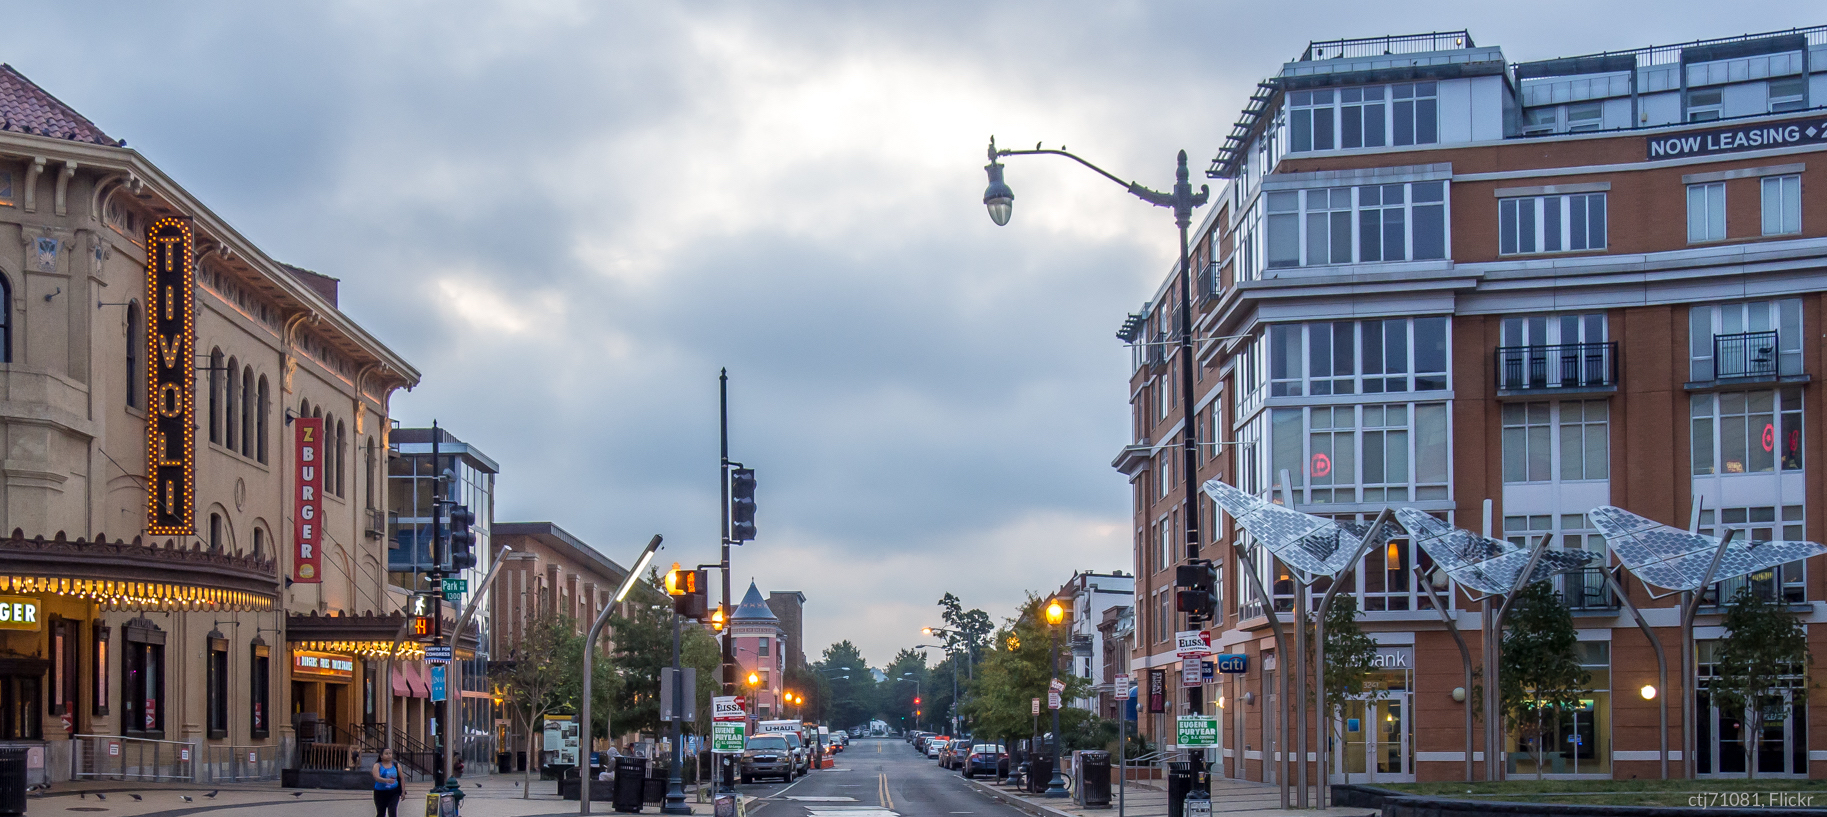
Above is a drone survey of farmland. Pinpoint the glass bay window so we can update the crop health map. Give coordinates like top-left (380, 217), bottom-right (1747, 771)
top-left (1266, 181), bottom-right (1446, 268)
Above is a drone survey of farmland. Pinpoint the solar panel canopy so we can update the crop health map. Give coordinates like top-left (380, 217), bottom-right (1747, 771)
top-left (1392, 508), bottom-right (1595, 596)
top-left (1203, 480), bottom-right (1394, 581)
top-left (1588, 505), bottom-right (1827, 592)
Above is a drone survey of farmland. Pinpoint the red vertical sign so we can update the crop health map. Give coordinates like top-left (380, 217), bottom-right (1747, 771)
top-left (293, 418), bottom-right (324, 583)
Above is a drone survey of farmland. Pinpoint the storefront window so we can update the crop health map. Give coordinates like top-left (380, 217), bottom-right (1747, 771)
top-left (1508, 641), bottom-right (1610, 776)
top-left (123, 617), bottom-right (166, 738)
top-left (250, 640), bottom-right (269, 739)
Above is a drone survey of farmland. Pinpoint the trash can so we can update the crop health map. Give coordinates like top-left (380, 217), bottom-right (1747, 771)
top-left (1027, 751), bottom-right (1053, 794)
top-left (497, 752), bottom-right (513, 774)
top-left (612, 756), bottom-right (647, 813)
top-left (0, 748), bottom-right (25, 817)
top-left (1165, 762), bottom-right (1193, 817)
top-left (1077, 751), bottom-right (1111, 807)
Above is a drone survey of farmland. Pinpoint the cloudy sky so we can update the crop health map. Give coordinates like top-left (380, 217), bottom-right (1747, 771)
top-left (4, 1), bottom-right (1808, 666)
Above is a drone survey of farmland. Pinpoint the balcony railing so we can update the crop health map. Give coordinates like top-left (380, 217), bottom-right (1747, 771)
top-left (1494, 342), bottom-right (1618, 392)
top-left (1713, 330), bottom-right (1779, 380)
top-left (1557, 568), bottom-right (1619, 612)
top-left (1196, 262), bottom-right (1222, 304)
top-left (1702, 562), bottom-right (1805, 607)
top-left (1145, 331), bottom-right (1168, 368)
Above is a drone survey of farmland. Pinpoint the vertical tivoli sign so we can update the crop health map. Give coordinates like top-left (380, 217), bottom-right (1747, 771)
top-left (293, 418), bottom-right (324, 583)
top-left (145, 219), bottom-right (196, 536)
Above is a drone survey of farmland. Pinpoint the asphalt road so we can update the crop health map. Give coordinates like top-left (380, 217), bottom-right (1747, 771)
top-left (743, 738), bottom-right (1027, 817)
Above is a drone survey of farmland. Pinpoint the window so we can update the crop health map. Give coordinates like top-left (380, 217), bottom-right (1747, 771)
top-left (206, 633), bottom-right (228, 739)
top-left (1267, 318), bottom-right (1448, 396)
top-left (1687, 182), bottom-right (1725, 242)
top-left (125, 301), bottom-right (144, 408)
top-left (1503, 401), bottom-right (1609, 483)
top-left (209, 513), bottom-right (222, 551)
top-left (1499, 193), bottom-right (1606, 254)
top-left (225, 358), bottom-right (239, 451)
top-left (123, 619), bottom-right (166, 737)
top-left (1689, 300), bottom-right (1802, 381)
top-left (758, 637), bottom-right (769, 657)
top-left (335, 419), bottom-right (348, 497)
top-left (1265, 181), bottom-right (1447, 267)
top-left (1289, 83), bottom-right (1435, 152)
top-left (365, 438), bottom-right (378, 509)
top-left (252, 527), bottom-right (264, 560)
top-left (207, 349), bottom-right (223, 440)
top-left (1267, 400), bottom-right (1450, 504)
top-left (256, 376), bottom-right (270, 463)
top-left (1687, 87), bottom-right (1723, 121)
top-left (240, 366), bottom-right (254, 458)
top-left (1761, 175), bottom-right (1801, 236)
top-left (1691, 388), bottom-right (1802, 475)
top-left (1566, 102), bottom-right (1603, 133)
top-left (49, 618), bottom-right (77, 717)
top-left (1523, 107), bottom-right (1557, 136)
top-left (1159, 456), bottom-right (1171, 498)
top-left (92, 623), bottom-right (109, 717)
top-left (1768, 77), bottom-right (1806, 113)
top-left (1697, 506), bottom-right (1806, 604)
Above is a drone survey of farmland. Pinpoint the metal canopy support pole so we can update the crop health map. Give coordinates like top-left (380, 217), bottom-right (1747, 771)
top-left (1413, 569), bottom-right (1473, 782)
top-left (1227, 536), bottom-right (1289, 809)
top-left (1312, 506), bottom-right (1394, 809)
top-left (1681, 527), bottom-right (1735, 780)
top-left (1601, 567), bottom-right (1668, 779)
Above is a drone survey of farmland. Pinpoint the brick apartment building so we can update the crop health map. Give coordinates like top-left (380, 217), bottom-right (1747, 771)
top-left (1116, 25), bottom-right (1827, 783)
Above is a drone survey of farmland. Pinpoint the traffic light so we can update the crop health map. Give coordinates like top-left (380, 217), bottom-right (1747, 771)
top-left (408, 592), bottom-right (435, 638)
top-left (730, 468), bottom-right (757, 542)
top-left (665, 565), bottom-right (708, 619)
top-left (447, 504), bottom-right (477, 571)
top-left (913, 696), bottom-right (921, 706)
top-left (1175, 562), bottom-right (1216, 622)
top-left (709, 605), bottom-right (726, 632)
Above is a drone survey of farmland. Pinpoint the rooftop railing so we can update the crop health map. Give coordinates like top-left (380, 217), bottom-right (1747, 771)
top-left (1299, 31), bottom-right (1475, 62)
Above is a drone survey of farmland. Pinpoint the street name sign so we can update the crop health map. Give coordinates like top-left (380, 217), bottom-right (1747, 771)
top-left (1176, 715), bottom-right (1219, 747)
top-left (1175, 630), bottom-right (1212, 658)
top-left (442, 578), bottom-right (468, 596)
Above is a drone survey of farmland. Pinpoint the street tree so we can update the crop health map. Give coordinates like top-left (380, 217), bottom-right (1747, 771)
top-left (1500, 581), bottom-right (1589, 780)
top-left (962, 594), bottom-right (1093, 747)
top-left (609, 569), bottom-right (721, 742)
top-left (880, 649), bottom-right (929, 730)
top-left (819, 641), bottom-right (877, 729)
top-left (938, 593), bottom-right (995, 664)
top-left (1712, 585), bottom-right (1810, 780)
top-left (489, 611), bottom-right (585, 798)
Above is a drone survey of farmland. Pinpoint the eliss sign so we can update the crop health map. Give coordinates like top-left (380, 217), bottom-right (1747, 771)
top-left (1647, 116), bottom-right (1827, 160)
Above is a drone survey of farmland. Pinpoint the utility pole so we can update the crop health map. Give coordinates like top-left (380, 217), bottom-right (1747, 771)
top-left (430, 421), bottom-right (447, 789)
top-left (663, 606), bottom-right (690, 814)
top-left (718, 369), bottom-right (735, 793)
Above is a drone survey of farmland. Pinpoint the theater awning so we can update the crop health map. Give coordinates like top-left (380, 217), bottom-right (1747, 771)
top-left (0, 532), bottom-right (278, 611)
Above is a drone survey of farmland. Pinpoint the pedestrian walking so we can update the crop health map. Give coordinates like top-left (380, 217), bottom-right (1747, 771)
top-left (372, 749), bottom-right (403, 817)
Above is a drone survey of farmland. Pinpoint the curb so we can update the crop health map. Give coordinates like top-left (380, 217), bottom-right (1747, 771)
top-left (962, 778), bottom-right (1084, 817)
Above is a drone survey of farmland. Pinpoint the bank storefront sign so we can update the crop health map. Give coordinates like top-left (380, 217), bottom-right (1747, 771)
top-left (1648, 117), bottom-right (1827, 160)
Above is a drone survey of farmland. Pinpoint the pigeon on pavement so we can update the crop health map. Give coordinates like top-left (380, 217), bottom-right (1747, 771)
top-left (180, 795), bottom-right (193, 802)
top-left (95, 793), bottom-right (106, 801)
top-left (128, 794), bottom-right (140, 801)
top-left (291, 792), bottom-right (304, 798)
top-left (205, 791), bottom-right (219, 798)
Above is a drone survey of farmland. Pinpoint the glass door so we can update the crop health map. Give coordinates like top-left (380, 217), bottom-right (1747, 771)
top-left (1332, 694), bottom-right (1411, 783)
top-left (1699, 689), bottom-right (1807, 778)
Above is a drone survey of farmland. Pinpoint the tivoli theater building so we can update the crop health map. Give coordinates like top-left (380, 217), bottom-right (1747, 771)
top-left (0, 66), bottom-right (423, 783)
top-left (1116, 25), bottom-right (1827, 782)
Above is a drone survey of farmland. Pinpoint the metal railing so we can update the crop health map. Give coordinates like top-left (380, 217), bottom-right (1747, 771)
top-left (1557, 568), bottom-right (1619, 612)
top-left (199, 744), bottom-right (281, 782)
top-left (1714, 331), bottom-right (1778, 380)
top-left (72, 734), bottom-right (195, 782)
top-left (1704, 563), bottom-right (1806, 607)
top-left (1495, 342), bottom-right (1618, 391)
top-left (1196, 262), bottom-right (1221, 304)
top-left (298, 742), bottom-right (362, 772)
top-left (1300, 31), bottom-right (1475, 61)
top-left (1146, 332), bottom-right (1168, 368)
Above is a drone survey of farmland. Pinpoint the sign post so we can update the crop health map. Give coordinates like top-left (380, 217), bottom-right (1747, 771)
top-left (1114, 674), bottom-right (1131, 817)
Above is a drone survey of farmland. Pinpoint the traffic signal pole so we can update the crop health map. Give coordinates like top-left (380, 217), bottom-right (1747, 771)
top-left (431, 422), bottom-right (447, 789)
top-left (718, 369), bottom-right (735, 793)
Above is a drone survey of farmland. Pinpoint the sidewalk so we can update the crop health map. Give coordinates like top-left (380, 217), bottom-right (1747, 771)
top-left (23, 776), bottom-right (751, 817)
top-left (962, 774), bottom-right (1373, 817)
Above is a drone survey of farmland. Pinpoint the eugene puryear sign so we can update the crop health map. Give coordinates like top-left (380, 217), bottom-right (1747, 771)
top-left (293, 418), bottom-right (324, 583)
top-left (1176, 715), bottom-right (1219, 747)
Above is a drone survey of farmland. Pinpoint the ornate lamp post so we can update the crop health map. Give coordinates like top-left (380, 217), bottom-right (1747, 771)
top-left (1044, 599), bottom-right (1068, 798)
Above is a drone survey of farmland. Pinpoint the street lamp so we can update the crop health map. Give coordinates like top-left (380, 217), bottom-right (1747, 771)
top-left (984, 135), bottom-right (1209, 800)
top-left (1043, 599), bottom-right (1067, 798)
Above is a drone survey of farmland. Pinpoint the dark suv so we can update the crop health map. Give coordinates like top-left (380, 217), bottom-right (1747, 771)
top-left (740, 735), bottom-right (794, 783)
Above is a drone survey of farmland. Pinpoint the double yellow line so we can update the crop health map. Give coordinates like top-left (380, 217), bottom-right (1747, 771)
top-left (878, 771), bottom-right (894, 810)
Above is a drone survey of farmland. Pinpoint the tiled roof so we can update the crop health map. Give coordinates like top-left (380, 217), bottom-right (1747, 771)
top-left (0, 64), bottom-right (117, 146)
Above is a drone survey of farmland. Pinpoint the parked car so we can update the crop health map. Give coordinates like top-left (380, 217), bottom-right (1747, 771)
top-left (938, 739), bottom-right (963, 769)
top-left (962, 743), bottom-right (1007, 779)
top-left (926, 736), bottom-right (949, 759)
top-left (783, 731), bottom-right (811, 775)
top-left (740, 735), bottom-right (794, 783)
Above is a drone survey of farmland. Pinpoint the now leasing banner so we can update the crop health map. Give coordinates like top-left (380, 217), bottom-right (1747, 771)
top-left (293, 418), bottom-right (324, 583)
top-left (1176, 715), bottom-right (1219, 747)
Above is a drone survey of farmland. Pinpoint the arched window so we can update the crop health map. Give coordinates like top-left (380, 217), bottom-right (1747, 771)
top-left (300, 399), bottom-right (311, 421)
top-left (209, 512), bottom-right (222, 551)
top-left (225, 357), bottom-right (240, 452)
top-left (252, 526), bottom-right (264, 560)
top-left (125, 301), bottom-right (144, 409)
top-left (256, 376), bottom-right (270, 464)
top-left (335, 420), bottom-right (347, 497)
top-left (207, 348), bottom-right (223, 441)
top-left (0, 272), bottom-right (11, 364)
top-left (364, 437), bottom-right (377, 509)
top-left (240, 365), bottom-right (254, 458)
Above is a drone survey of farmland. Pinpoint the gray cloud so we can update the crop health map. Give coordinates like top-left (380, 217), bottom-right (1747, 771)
top-left (3, 0), bottom-right (1810, 666)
